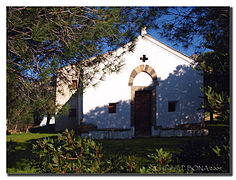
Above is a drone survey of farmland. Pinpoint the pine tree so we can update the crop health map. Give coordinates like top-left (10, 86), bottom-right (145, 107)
top-left (154, 7), bottom-right (230, 122)
top-left (7, 7), bottom-right (166, 130)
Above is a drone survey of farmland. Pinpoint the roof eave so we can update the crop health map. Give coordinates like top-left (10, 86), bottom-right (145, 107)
top-left (142, 34), bottom-right (195, 65)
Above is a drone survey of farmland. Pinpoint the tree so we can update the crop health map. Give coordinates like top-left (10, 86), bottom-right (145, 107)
top-left (8, 7), bottom-right (230, 130)
top-left (156, 7), bottom-right (229, 53)
top-left (7, 7), bottom-right (166, 130)
top-left (196, 51), bottom-right (229, 122)
top-left (153, 7), bottom-right (230, 122)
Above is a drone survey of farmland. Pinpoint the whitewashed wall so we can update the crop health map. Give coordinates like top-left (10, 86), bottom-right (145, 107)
top-left (56, 64), bottom-right (79, 106)
top-left (83, 34), bottom-right (204, 132)
top-left (155, 65), bottom-right (204, 129)
top-left (55, 65), bottom-right (83, 131)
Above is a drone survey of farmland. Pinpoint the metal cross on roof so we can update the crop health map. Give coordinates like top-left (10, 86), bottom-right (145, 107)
top-left (140, 55), bottom-right (148, 63)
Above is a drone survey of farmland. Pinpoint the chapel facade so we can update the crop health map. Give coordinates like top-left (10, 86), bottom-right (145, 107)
top-left (52, 29), bottom-right (207, 139)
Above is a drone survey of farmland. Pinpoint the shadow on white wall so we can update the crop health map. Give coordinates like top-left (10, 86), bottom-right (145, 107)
top-left (83, 100), bottom-right (131, 129)
top-left (156, 65), bottom-right (204, 128)
top-left (82, 64), bottom-right (204, 129)
top-left (55, 92), bottom-right (79, 131)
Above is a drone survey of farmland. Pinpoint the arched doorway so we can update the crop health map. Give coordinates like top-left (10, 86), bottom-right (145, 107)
top-left (128, 65), bottom-right (158, 137)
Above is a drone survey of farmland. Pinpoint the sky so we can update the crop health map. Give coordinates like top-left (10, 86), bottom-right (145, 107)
top-left (146, 10), bottom-right (212, 58)
top-left (148, 28), bottom-right (208, 57)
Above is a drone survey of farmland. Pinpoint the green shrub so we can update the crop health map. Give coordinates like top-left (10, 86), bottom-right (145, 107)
top-left (32, 129), bottom-right (140, 174)
top-left (105, 154), bottom-right (140, 173)
top-left (140, 148), bottom-right (185, 174)
top-left (177, 137), bottom-right (230, 173)
top-left (32, 130), bottom-right (190, 174)
top-left (32, 129), bottom-right (110, 173)
top-left (210, 137), bottom-right (230, 173)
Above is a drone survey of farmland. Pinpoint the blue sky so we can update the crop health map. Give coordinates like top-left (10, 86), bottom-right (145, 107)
top-left (147, 21), bottom-right (211, 57)
top-left (149, 30), bottom-right (211, 57)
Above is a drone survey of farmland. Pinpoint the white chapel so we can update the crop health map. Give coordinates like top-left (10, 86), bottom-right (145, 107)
top-left (51, 28), bottom-right (206, 139)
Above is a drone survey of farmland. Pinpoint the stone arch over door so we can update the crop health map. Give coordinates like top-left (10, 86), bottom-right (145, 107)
top-left (128, 64), bottom-right (158, 86)
top-left (128, 65), bottom-right (158, 135)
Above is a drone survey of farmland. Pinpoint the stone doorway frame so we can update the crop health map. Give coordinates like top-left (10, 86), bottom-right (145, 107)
top-left (128, 64), bottom-right (158, 129)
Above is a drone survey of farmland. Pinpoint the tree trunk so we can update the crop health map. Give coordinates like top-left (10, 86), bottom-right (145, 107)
top-left (46, 113), bottom-right (51, 126)
top-left (210, 112), bottom-right (214, 122)
top-left (14, 121), bottom-right (18, 132)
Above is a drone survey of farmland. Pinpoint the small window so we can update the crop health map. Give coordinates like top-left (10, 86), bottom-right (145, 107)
top-left (108, 103), bottom-right (117, 113)
top-left (72, 80), bottom-right (78, 90)
top-left (168, 101), bottom-right (177, 112)
top-left (69, 109), bottom-right (77, 117)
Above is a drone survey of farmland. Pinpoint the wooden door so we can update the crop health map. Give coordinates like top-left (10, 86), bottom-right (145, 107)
top-left (134, 90), bottom-right (152, 137)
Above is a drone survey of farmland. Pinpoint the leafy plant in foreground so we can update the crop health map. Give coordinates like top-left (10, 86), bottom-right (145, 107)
top-left (33, 130), bottom-right (190, 174)
top-left (33, 129), bottom-right (109, 173)
top-left (105, 154), bottom-right (139, 173)
top-left (210, 137), bottom-right (230, 173)
top-left (32, 129), bottom-right (140, 173)
top-left (202, 86), bottom-right (230, 123)
top-left (140, 148), bottom-right (185, 174)
top-left (177, 137), bottom-right (230, 173)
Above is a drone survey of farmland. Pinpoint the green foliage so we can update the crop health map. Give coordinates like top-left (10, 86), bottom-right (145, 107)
top-left (177, 136), bottom-right (230, 173)
top-left (158, 7), bottom-right (229, 53)
top-left (7, 7), bottom-right (230, 130)
top-left (32, 130), bottom-right (142, 174)
top-left (32, 131), bottom-right (187, 174)
top-left (33, 129), bottom-right (109, 173)
top-left (195, 51), bottom-right (230, 121)
top-left (8, 132), bottom-right (230, 174)
top-left (148, 148), bottom-right (172, 167)
top-left (201, 86), bottom-right (230, 122)
top-left (211, 145), bottom-right (221, 157)
top-left (157, 8), bottom-right (230, 122)
top-left (7, 133), bottom-right (59, 174)
top-left (140, 148), bottom-right (185, 174)
top-left (105, 154), bottom-right (140, 173)
top-left (196, 51), bottom-right (229, 94)
top-left (210, 137), bottom-right (230, 172)
top-left (7, 7), bottom-right (166, 130)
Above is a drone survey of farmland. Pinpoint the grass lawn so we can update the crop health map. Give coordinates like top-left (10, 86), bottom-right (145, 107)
top-left (98, 136), bottom-right (211, 156)
top-left (7, 133), bottom-right (59, 174)
top-left (97, 136), bottom-right (215, 169)
top-left (7, 133), bottom-right (59, 143)
top-left (7, 123), bottom-right (229, 174)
